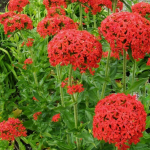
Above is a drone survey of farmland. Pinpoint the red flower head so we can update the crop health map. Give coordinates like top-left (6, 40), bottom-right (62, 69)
top-left (0, 12), bottom-right (16, 25)
top-left (24, 58), bottom-right (33, 65)
top-left (146, 58), bottom-right (150, 66)
top-left (67, 83), bottom-right (84, 95)
top-left (93, 93), bottom-right (147, 150)
top-left (33, 112), bottom-right (42, 120)
top-left (22, 38), bottom-right (34, 47)
top-left (0, 118), bottom-right (27, 141)
top-left (22, 64), bottom-right (27, 70)
top-left (33, 97), bottom-right (39, 101)
top-left (37, 15), bottom-right (78, 38)
top-left (43, 0), bottom-right (67, 10)
top-left (26, 38), bottom-right (34, 47)
top-left (2, 14), bottom-right (33, 34)
top-left (52, 113), bottom-right (60, 122)
top-left (48, 29), bottom-right (102, 75)
top-left (99, 12), bottom-right (150, 61)
top-left (8, 0), bottom-right (30, 12)
top-left (46, 6), bottom-right (66, 18)
top-left (132, 2), bottom-right (150, 18)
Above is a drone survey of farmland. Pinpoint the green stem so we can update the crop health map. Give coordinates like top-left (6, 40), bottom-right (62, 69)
top-left (68, 65), bottom-right (79, 149)
top-left (132, 60), bottom-right (136, 95)
top-left (112, 0), bottom-right (118, 13)
top-left (100, 1), bottom-right (117, 100)
top-left (68, 65), bottom-right (73, 86)
top-left (100, 50), bottom-right (111, 99)
top-left (123, 49), bottom-right (126, 93)
top-left (87, 12), bottom-right (90, 28)
top-left (56, 65), bottom-right (65, 107)
top-left (79, 3), bottom-right (83, 30)
top-left (93, 15), bottom-right (97, 28)
top-left (33, 72), bottom-right (38, 87)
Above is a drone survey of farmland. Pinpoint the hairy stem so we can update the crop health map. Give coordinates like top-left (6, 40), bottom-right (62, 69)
top-left (123, 49), bottom-right (126, 93)
top-left (68, 65), bottom-right (79, 149)
top-left (56, 65), bottom-right (65, 107)
top-left (100, 50), bottom-right (111, 99)
top-left (79, 3), bottom-right (83, 30)
top-left (93, 15), bottom-right (97, 28)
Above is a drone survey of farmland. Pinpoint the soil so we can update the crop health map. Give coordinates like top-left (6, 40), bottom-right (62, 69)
top-left (0, 0), bottom-right (9, 12)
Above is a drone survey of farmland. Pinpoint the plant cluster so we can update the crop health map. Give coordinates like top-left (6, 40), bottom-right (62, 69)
top-left (0, 0), bottom-right (150, 150)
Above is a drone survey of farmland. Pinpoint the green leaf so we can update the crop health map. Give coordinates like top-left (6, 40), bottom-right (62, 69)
top-left (47, 140), bottom-right (74, 150)
top-left (62, 109), bottom-right (75, 130)
top-left (143, 131), bottom-right (150, 139)
top-left (76, 130), bottom-right (94, 143)
top-left (126, 78), bottom-right (148, 94)
top-left (33, 91), bottom-right (44, 102)
top-left (16, 137), bottom-right (26, 150)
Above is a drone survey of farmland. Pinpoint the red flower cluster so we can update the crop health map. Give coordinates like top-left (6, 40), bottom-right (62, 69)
top-left (46, 6), bottom-right (66, 18)
top-left (22, 38), bottom-right (34, 47)
top-left (43, 0), bottom-right (67, 10)
top-left (37, 15), bottom-right (78, 38)
top-left (61, 77), bottom-right (84, 94)
top-left (93, 93), bottom-right (147, 150)
top-left (33, 97), bottom-right (39, 101)
top-left (0, 13), bottom-right (33, 34)
top-left (52, 113), bottom-right (60, 122)
top-left (99, 12), bottom-right (150, 61)
top-left (24, 58), bottom-right (33, 64)
top-left (48, 29), bottom-right (102, 75)
top-left (0, 118), bottom-right (27, 141)
top-left (67, 83), bottom-right (84, 95)
top-left (33, 112), bottom-right (42, 120)
top-left (8, 0), bottom-right (30, 12)
top-left (0, 12), bottom-right (16, 25)
top-left (146, 58), bottom-right (150, 66)
top-left (23, 58), bottom-right (33, 70)
top-left (132, 2), bottom-right (150, 18)
top-left (61, 77), bottom-right (69, 87)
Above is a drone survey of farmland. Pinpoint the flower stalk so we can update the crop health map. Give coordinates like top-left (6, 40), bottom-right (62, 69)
top-left (123, 49), bottom-right (126, 93)
top-left (56, 65), bottom-right (65, 107)
top-left (79, 3), bottom-right (83, 30)
top-left (100, 0), bottom-right (117, 99)
top-left (68, 65), bottom-right (79, 150)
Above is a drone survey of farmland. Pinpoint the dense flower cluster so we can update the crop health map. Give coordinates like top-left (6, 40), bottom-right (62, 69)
top-left (24, 58), bottom-right (33, 64)
top-left (0, 118), bottom-right (27, 141)
top-left (0, 12), bottom-right (16, 25)
top-left (99, 12), bottom-right (150, 61)
top-left (43, 0), bottom-right (67, 10)
top-left (52, 113), bottom-right (60, 122)
top-left (8, 0), bottom-right (30, 12)
top-left (37, 15), bottom-right (78, 38)
top-left (146, 58), bottom-right (150, 66)
top-left (46, 6), bottom-right (66, 18)
top-left (33, 112), bottom-right (42, 120)
top-left (48, 29), bottom-right (102, 75)
top-left (132, 2), bottom-right (150, 18)
top-left (67, 83), bottom-right (84, 95)
top-left (1, 13), bottom-right (33, 34)
top-left (93, 93), bottom-right (147, 150)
